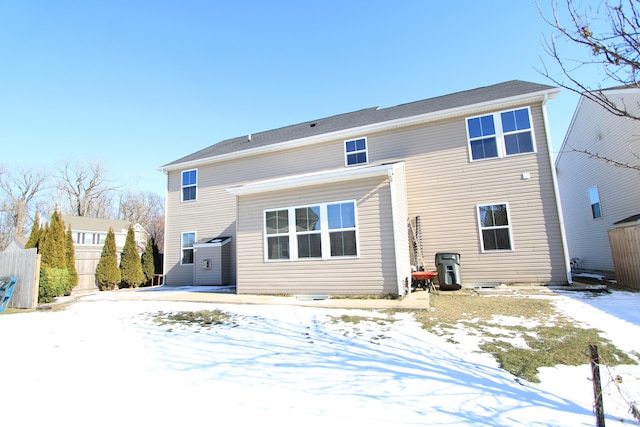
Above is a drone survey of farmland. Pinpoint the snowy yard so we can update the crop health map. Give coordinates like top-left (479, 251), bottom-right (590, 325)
top-left (1, 289), bottom-right (639, 426)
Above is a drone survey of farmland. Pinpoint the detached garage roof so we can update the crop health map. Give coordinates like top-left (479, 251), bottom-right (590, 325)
top-left (162, 80), bottom-right (557, 170)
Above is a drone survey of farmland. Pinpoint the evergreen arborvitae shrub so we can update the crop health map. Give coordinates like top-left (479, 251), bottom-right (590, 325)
top-left (120, 225), bottom-right (145, 288)
top-left (38, 267), bottom-right (69, 303)
top-left (95, 228), bottom-right (120, 290)
top-left (141, 237), bottom-right (156, 286)
top-left (40, 210), bottom-right (66, 269)
top-left (25, 212), bottom-right (42, 249)
top-left (37, 210), bottom-right (69, 300)
top-left (65, 225), bottom-right (79, 295)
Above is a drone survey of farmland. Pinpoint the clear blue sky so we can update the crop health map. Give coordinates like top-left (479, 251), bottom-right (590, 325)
top-left (0, 1), bottom-right (601, 196)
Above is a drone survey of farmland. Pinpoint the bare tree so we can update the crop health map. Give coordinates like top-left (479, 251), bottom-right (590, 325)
top-left (539, 0), bottom-right (640, 170)
top-left (0, 165), bottom-right (48, 248)
top-left (56, 161), bottom-right (119, 217)
top-left (118, 191), bottom-right (165, 251)
top-left (539, 0), bottom-right (640, 119)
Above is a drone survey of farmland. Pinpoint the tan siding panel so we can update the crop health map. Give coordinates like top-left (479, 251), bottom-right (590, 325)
top-left (236, 177), bottom-right (398, 295)
top-left (165, 100), bottom-right (566, 287)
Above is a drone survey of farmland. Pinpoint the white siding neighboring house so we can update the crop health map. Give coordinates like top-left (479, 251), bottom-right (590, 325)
top-left (556, 87), bottom-right (640, 273)
top-left (161, 80), bottom-right (570, 296)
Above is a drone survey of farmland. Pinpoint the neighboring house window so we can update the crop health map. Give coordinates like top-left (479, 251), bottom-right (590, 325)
top-left (182, 169), bottom-right (197, 201)
top-left (589, 186), bottom-right (602, 219)
top-left (467, 108), bottom-right (534, 161)
top-left (73, 232), bottom-right (106, 245)
top-left (477, 204), bottom-right (513, 251)
top-left (265, 209), bottom-right (290, 260)
top-left (264, 201), bottom-right (358, 261)
top-left (181, 232), bottom-right (196, 264)
top-left (345, 137), bottom-right (368, 166)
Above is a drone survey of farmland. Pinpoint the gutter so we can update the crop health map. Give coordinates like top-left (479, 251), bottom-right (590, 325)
top-left (542, 93), bottom-right (573, 284)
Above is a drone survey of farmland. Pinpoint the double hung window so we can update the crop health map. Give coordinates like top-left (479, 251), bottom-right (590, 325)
top-left (181, 232), bottom-right (196, 264)
top-left (467, 108), bottom-right (534, 161)
top-left (182, 169), bottom-right (197, 201)
top-left (265, 201), bottom-right (358, 261)
top-left (589, 186), bottom-right (602, 219)
top-left (265, 209), bottom-right (290, 260)
top-left (477, 204), bottom-right (513, 251)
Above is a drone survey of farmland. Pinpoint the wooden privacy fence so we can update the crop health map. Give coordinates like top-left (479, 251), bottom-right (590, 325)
top-left (0, 248), bottom-right (40, 309)
top-left (609, 225), bottom-right (640, 290)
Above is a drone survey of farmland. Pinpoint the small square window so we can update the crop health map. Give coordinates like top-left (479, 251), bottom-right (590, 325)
top-left (345, 138), bottom-right (368, 166)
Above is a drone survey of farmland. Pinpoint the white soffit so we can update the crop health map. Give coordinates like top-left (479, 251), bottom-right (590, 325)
top-left (226, 162), bottom-right (403, 196)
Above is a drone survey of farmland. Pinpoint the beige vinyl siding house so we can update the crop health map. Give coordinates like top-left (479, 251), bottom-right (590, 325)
top-left (556, 88), bottom-right (640, 273)
top-left (161, 80), bottom-right (570, 295)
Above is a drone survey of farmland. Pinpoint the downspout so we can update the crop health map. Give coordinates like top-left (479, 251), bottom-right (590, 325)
top-left (542, 93), bottom-right (573, 284)
top-left (388, 166), bottom-right (409, 297)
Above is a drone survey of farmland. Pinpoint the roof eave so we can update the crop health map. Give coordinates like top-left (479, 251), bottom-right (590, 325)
top-left (226, 162), bottom-right (404, 196)
top-left (161, 87), bottom-right (560, 172)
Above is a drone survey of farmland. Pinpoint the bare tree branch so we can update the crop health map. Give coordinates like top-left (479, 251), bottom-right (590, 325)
top-left (538, 0), bottom-right (640, 120)
top-left (118, 191), bottom-right (165, 250)
top-left (0, 165), bottom-right (48, 239)
top-left (539, 0), bottom-right (640, 172)
top-left (56, 161), bottom-right (120, 217)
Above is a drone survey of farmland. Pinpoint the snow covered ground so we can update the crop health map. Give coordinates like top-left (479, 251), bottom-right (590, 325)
top-left (0, 289), bottom-right (638, 426)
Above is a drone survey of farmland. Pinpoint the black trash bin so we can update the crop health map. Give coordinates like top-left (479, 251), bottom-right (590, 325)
top-left (435, 252), bottom-right (461, 290)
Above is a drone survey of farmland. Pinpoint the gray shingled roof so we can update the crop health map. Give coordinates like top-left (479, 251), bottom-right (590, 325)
top-left (164, 80), bottom-right (556, 167)
top-left (61, 215), bottom-right (132, 233)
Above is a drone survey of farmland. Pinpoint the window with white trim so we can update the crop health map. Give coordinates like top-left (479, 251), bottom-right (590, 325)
top-left (345, 137), bottom-right (368, 166)
top-left (181, 232), bottom-right (196, 264)
top-left (467, 108), bottom-right (534, 161)
top-left (264, 201), bottom-right (358, 261)
top-left (265, 209), bottom-right (290, 260)
top-left (589, 186), bottom-right (602, 219)
top-left (73, 232), bottom-right (106, 245)
top-left (182, 169), bottom-right (197, 201)
top-left (477, 204), bottom-right (513, 251)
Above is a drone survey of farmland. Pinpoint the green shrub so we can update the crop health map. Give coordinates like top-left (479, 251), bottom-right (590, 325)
top-left (38, 267), bottom-right (70, 303)
top-left (120, 226), bottom-right (145, 288)
top-left (95, 228), bottom-right (120, 290)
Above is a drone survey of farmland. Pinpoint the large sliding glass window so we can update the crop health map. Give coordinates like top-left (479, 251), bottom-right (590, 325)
top-left (264, 201), bottom-right (358, 261)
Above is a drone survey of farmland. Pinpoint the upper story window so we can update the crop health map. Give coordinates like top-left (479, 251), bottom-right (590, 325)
top-left (73, 232), bottom-right (107, 245)
top-left (477, 203), bottom-right (513, 251)
top-left (181, 232), bottom-right (196, 264)
top-left (345, 137), bottom-right (368, 166)
top-left (264, 201), bottom-right (358, 261)
top-left (467, 108), bottom-right (534, 161)
top-left (182, 169), bottom-right (197, 201)
top-left (589, 186), bottom-right (602, 219)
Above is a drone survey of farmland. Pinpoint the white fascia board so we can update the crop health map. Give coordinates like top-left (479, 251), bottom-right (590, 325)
top-left (226, 162), bottom-right (404, 196)
top-left (162, 88), bottom-right (560, 173)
